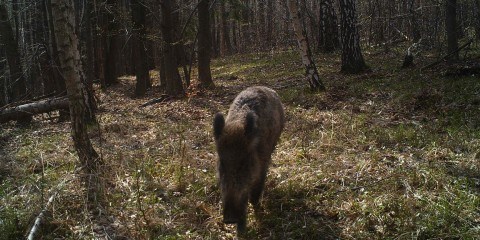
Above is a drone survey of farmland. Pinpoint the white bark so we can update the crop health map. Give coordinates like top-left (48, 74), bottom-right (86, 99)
top-left (27, 194), bottom-right (56, 240)
top-left (288, 0), bottom-right (325, 90)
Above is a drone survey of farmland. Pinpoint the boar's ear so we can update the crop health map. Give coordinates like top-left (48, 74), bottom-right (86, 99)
top-left (213, 113), bottom-right (225, 140)
top-left (244, 111), bottom-right (257, 137)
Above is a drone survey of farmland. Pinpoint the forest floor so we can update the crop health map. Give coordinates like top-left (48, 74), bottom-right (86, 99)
top-left (1, 45), bottom-right (480, 239)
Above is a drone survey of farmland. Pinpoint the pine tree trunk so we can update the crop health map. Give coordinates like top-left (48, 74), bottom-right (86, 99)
top-left (84, 0), bottom-right (95, 87)
top-left (51, 0), bottom-right (103, 206)
top-left (197, 0), bottom-right (214, 87)
top-left (0, 4), bottom-right (27, 103)
top-left (131, 0), bottom-right (150, 96)
top-left (446, 0), bottom-right (459, 63)
top-left (288, 0), bottom-right (325, 91)
top-left (339, 0), bottom-right (368, 73)
top-left (161, 0), bottom-right (184, 96)
top-left (105, 0), bottom-right (119, 86)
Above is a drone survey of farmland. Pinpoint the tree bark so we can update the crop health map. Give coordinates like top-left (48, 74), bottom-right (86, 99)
top-left (339, 0), bottom-right (368, 73)
top-left (475, 0), bottom-right (480, 40)
top-left (220, 1), bottom-right (232, 55)
top-left (407, 0), bottom-right (421, 41)
top-left (197, 0), bottom-right (214, 87)
top-left (318, 0), bottom-right (340, 53)
top-left (51, 0), bottom-right (102, 206)
top-left (0, 3), bottom-right (27, 103)
top-left (105, 0), bottom-right (120, 86)
top-left (446, 0), bottom-right (459, 63)
top-left (288, 0), bottom-right (325, 91)
top-left (131, 0), bottom-right (151, 96)
top-left (160, 0), bottom-right (184, 96)
top-left (266, 0), bottom-right (274, 47)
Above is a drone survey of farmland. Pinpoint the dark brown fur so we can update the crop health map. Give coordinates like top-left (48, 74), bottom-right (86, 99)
top-left (213, 86), bottom-right (285, 233)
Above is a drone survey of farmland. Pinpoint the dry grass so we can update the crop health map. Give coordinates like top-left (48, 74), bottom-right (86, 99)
top-left (1, 48), bottom-right (480, 239)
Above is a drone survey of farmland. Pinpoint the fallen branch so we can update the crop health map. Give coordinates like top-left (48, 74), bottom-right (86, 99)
top-left (421, 39), bottom-right (473, 70)
top-left (26, 174), bottom-right (73, 240)
top-left (444, 63), bottom-right (480, 76)
top-left (139, 95), bottom-right (173, 108)
top-left (27, 193), bottom-right (56, 240)
top-left (0, 97), bottom-right (68, 123)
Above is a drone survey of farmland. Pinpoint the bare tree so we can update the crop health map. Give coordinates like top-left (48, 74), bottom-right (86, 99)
top-left (51, 0), bottom-right (103, 205)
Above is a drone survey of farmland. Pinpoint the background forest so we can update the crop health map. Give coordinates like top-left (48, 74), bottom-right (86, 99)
top-left (1, 0), bottom-right (479, 239)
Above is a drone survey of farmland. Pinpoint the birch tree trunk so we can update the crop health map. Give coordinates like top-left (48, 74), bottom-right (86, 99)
top-left (288, 0), bottom-right (325, 91)
top-left (51, 0), bottom-right (103, 206)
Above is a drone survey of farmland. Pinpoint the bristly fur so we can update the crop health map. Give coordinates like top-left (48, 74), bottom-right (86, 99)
top-left (213, 86), bottom-right (285, 233)
top-left (213, 112), bottom-right (225, 140)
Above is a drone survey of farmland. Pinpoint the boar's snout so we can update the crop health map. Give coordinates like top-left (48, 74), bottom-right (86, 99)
top-left (222, 191), bottom-right (247, 225)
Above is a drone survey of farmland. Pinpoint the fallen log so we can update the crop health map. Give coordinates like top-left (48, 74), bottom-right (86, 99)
top-left (0, 97), bottom-right (69, 123)
top-left (421, 39), bottom-right (473, 71)
top-left (444, 63), bottom-right (480, 77)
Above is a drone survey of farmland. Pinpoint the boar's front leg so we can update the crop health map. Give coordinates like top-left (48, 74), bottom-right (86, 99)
top-left (249, 165), bottom-right (268, 208)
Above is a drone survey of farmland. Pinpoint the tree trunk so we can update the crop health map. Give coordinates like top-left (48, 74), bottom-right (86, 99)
top-left (131, 0), bottom-right (150, 96)
top-left (475, 0), bottom-right (480, 40)
top-left (83, 0), bottom-right (95, 87)
top-left (0, 3), bottom-right (27, 103)
top-left (105, 0), bottom-right (119, 86)
top-left (318, 0), bottom-right (340, 53)
top-left (339, 0), bottom-right (368, 73)
top-left (210, 8), bottom-right (219, 57)
top-left (220, 1), bottom-right (232, 55)
top-left (407, 0), bottom-right (421, 41)
top-left (0, 49), bottom-right (5, 107)
top-left (161, 0), bottom-right (184, 96)
top-left (266, 0), bottom-right (274, 47)
top-left (446, 0), bottom-right (459, 63)
top-left (288, 0), bottom-right (325, 91)
top-left (51, 0), bottom-right (102, 206)
top-left (197, 0), bottom-right (214, 87)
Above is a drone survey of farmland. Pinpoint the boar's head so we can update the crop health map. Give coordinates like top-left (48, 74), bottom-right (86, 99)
top-left (213, 111), bottom-right (259, 229)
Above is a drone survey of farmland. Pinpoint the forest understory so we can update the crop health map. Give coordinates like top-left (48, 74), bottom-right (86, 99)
top-left (1, 47), bottom-right (480, 239)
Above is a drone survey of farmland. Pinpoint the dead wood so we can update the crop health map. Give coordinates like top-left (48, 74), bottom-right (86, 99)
top-left (421, 39), bottom-right (473, 70)
top-left (0, 97), bottom-right (68, 123)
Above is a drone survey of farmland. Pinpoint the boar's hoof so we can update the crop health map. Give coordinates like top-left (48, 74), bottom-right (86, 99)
top-left (237, 220), bottom-right (246, 234)
top-left (223, 217), bottom-right (239, 225)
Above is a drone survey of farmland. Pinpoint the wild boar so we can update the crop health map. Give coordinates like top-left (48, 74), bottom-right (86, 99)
top-left (213, 86), bottom-right (285, 232)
